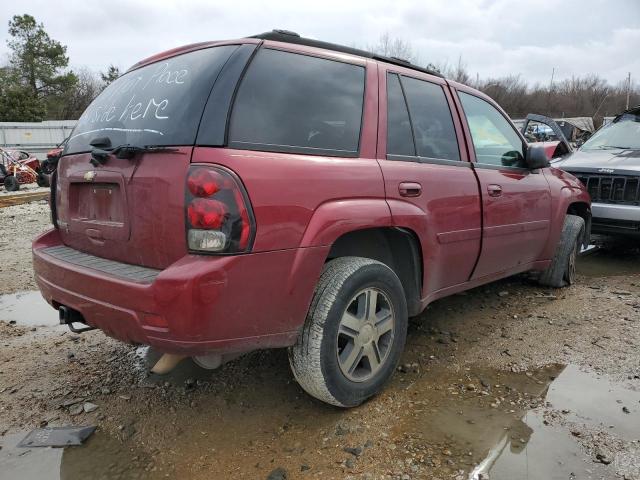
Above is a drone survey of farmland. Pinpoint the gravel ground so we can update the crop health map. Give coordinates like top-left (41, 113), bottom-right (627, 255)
top-left (0, 200), bottom-right (51, 293)
top-left (0, 201), bottom-right (639, 479)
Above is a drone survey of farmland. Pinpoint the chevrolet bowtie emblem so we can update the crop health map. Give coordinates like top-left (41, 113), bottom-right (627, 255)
top-left (84, 171), bottom-right (96, 181)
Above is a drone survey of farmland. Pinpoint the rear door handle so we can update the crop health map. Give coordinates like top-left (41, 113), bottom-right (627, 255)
top-left (487, 184), bottom-right (502, 197)
top-left (399, 182), bottom-right (422, 197)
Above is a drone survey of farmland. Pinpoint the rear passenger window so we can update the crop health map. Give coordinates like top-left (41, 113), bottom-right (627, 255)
top-left (386, 74), bottom-right (415, 157)
top-left (401, 76), bottom-right (460, 161)
top-left (229, 49), bottom-right (365, 156)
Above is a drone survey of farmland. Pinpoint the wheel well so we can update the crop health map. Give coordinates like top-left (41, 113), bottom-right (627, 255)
top-left (567, 202), bottom-right (591, 247)
top-left (327, 227), bottom-right (423, 316)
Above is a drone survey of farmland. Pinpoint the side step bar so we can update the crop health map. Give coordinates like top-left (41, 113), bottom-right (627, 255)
top-left (58, 306), bottom-right (95, 334)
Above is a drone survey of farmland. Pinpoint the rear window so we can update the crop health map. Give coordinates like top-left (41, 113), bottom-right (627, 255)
top-left (65, 46), bottom-right (238, 155)
top-left (386, 73), bottom-right (415, 157)
top-left (401, 76), bottom-right (460, 161)
top-left (228, 49), bottom-right (365, 156)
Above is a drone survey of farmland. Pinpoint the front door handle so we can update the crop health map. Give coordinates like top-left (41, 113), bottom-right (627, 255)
top-left (399, 182), bottom-right (422, 197)
top-left (487, 184), bottom-right (502, 197)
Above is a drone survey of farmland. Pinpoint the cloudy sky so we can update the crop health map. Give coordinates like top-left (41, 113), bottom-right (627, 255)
top-left (0, 0), bottom-right (638, 86)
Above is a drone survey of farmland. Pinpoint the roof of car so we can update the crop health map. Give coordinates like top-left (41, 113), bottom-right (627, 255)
top-left (554, 117), bottom-right (595, 133)
top-left (612, 104), bottom-right (640, 123)
top-left (250, 30), bottom-right (444, 78)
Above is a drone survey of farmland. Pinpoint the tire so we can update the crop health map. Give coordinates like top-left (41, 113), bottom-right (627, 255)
top-left (3, 175), bottom-right (19, 192)
top-left (538, 214), bottom-right (585, 288)
top-left (36, 172), bottom-right (50, 188)
top-left (289, 257), bottom-right (408, 407)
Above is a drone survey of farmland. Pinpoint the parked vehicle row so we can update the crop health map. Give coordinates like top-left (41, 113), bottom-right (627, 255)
top-left (32, 30), bottom-right (591, 406)
top-left (518, 108), bottom-right (640, 238)
top-left (552, 105), bottom-right (640, 238)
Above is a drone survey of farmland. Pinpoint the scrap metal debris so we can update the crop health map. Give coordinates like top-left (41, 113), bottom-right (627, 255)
top-left (17, 426), bottom-right (96, 448)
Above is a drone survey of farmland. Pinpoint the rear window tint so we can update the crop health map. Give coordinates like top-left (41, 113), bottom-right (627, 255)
top-left (229, 49), bottom-right (365, 156)
top-left (386, 73), bottom-right (415, 156)
top-left (401, 76), bottom-right (460, 161)
top-left (66, 46), bottom-right (237, 155)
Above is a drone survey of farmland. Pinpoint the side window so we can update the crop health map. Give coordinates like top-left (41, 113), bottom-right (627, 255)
top-left (523, 120), bottom-right (561, 143)
top-left (401, 76), bottom-right (460, 161)
top-left (229, 49), bottom-right (365, 156)
top-left (386, 73), bottom-right (415, 157)
top-left (458, 92), bottom-right (525, 168)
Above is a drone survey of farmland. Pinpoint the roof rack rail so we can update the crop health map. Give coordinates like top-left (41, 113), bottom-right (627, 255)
top-left (249, 30), bottom-right (443, 78)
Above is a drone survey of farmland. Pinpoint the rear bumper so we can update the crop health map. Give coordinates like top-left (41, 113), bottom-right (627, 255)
top-left (33, 229), bottom-right (327, 355)
top-left (591, 203), bottom-right (640, 237)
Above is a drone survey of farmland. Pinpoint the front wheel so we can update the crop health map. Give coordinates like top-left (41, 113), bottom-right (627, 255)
top-left (289, 257), bottom-right (408, 407)
top-left (538, 214), bottom-right (585, 288)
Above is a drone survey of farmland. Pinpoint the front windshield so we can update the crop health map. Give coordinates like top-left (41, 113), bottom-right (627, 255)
top-left (580, 112), bottom-right (640, 151)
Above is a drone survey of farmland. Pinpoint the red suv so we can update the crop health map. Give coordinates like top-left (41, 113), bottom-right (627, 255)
top-left (33, 31), bottom-right (590, 407)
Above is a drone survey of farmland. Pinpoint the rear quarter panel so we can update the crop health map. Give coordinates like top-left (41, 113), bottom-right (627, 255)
top-left (190, 148), bottom-right (388, 251)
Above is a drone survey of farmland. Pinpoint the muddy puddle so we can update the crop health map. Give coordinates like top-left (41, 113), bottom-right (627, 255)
top-left (0, 290), bottom-right (59, 327)
top-left (0, 428), bottom-right (168, 480)
top-left (1, 356), bottom-right (639, 478)
top-left (471, 364), bottom-right (640, 479)
top-left (578, 243), bottom-right (640, 277)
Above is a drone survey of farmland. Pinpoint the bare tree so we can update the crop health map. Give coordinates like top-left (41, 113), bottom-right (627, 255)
top-left (436, 56), bottom-right (472, 85)
top-left (441, 58), bottom-right (637, 124)
top-left (367, 33), bottom-right (416, 63)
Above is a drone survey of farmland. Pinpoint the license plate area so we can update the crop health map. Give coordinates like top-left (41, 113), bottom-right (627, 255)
top-left (71, 183), bottom-right (124, 224)
top-left (66, 170), bottom-right (130, 242)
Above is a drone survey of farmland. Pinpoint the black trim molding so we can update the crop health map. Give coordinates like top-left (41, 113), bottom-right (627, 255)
top-left (228, 141), bottom-right (360, 158)
top-left (386, 154), bottom-right (472, 167)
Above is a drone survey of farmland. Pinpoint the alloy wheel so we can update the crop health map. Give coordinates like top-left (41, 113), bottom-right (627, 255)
top-left (336, 288), bottom-right (395, 382)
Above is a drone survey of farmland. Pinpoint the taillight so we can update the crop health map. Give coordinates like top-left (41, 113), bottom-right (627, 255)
top-left (185, 166), bottom-right (255, 254)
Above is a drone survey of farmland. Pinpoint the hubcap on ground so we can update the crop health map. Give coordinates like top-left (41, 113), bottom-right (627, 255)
top-left (336, 288), bottom-right (395, 382)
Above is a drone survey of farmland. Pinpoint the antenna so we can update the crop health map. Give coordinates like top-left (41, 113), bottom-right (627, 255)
top-left (626, 72), bottom-right (631, 110)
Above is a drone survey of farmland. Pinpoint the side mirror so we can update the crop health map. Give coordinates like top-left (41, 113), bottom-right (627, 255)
top-left (525, 144), bottom-right (550, 169)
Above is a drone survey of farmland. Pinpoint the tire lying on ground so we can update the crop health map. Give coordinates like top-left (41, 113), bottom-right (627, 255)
top-left (3, 175), bottom-right (20, 192)
top-left (289, 256), bottom-right (408, 407)
top-left (538, 214), bottom-right (585, 288)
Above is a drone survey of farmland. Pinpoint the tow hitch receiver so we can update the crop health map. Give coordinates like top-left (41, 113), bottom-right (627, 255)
top-left (58, 306), bottom-right (95, 334)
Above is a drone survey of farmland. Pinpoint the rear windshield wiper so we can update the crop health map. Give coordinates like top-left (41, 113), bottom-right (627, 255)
top-left (89, 137), bottom-right (180, 166)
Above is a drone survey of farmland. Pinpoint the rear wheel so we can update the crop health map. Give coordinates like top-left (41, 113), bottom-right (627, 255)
top-left (3, 175), bottom-right (19, 192)
top-left (538, 214), bottom-right (585, 288)
top-left (289, 257), bottom-right (408, 407)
